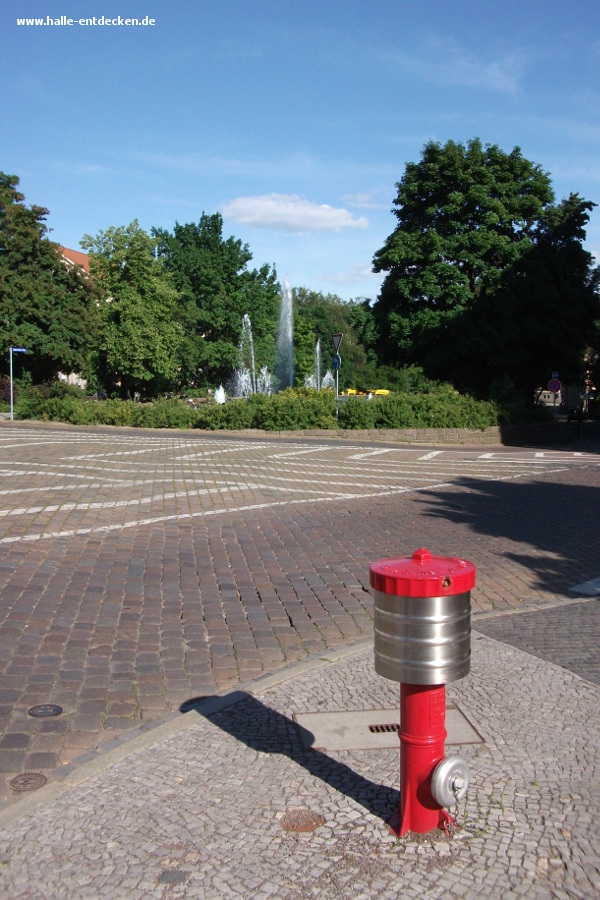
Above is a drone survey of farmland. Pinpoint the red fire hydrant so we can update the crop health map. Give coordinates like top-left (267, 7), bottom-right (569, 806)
top-left (370, 548), bottom-right (476, 836)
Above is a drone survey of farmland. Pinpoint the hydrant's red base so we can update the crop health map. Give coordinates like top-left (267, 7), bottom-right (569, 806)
top-left (393, 682), bottom-right (448, 836)
top-left (387, 807), bottom-right (455, 838)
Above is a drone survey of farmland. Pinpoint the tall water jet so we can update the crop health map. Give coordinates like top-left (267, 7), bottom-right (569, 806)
top-left (303, 340), bottom-right (322, 390)
top-left (315, 339), bottom-right (321, 391)
top-left (231, 314), bottom-right (276, 396)
top-left (238, 313), bottom-right (256, 394)
top-left (232, 368), bottom-right (253, 398)
top-left (256, 365), bottom-right (274, 395)
top-left (276, 275), bottom-right (294, 389)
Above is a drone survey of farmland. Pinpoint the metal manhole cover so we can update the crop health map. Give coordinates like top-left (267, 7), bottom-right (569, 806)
top-left (281, 808), bottom-right (326, 833)
top-left (28, 704), bottom-right (63, 718)
top-left (9, 772), bottom-right (47, 792)
top-left (157, 870), bottom-right (190, 885)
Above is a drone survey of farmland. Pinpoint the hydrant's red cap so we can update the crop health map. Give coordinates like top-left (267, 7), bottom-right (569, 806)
top-left (370, 547), bottom-right (476, 597)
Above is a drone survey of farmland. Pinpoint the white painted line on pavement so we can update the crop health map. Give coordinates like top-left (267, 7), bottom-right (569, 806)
top-left (569, 576), bottom-right (600, 597)
top-left (65, 448), bottom-right (167, 460)
top-left (0, 484), bottom-right (105, 496)
top-left (0, 480), bottom-right (457, 544)
top-left (348, 449), bottom-right (394, 460)
top-left (0, 464), bottom-right (541, 545)
top-left (418, 451), bottom-right (443, 460)
top-left (0, 439), bottom-right (106, 450)
top-left (268, 447), bottom-right (329, 459)
top-left (63, 445), bottom-right (194, 461)
top-left (178, 445), bottom-right (270, 459)
top-left (0, 483), bottom-right (253, 520)
top-left (0, 467), bottom-right (130, 483)
top-left (207, 459), bottom-right (458, 485)
top-left (0, 477), bottom-right (193, 497)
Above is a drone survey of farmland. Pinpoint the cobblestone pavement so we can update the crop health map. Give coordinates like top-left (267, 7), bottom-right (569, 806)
top-left (0, 423), bottom-right (600, 898)
top-left (0, 421), bottom-right (599, 829)
top-left (0, 634), bottom-right (598, 899)
top-left (475, 598), bottom-right (600, 687)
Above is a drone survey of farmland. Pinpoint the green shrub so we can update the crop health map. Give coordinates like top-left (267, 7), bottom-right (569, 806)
top-left (15, 392), bottom-right (96, 425)
top-left (15, 386), bottom-right (57, 420)
top-left (139, 399), bottom-right (197, 429)
top-left (373, 394), bottom-right (417, 428)
top-left (338, 397), bottom-right (378, 429)
top-left (14, 383), bottom-right (501, 432)
top-left (252, 388), bottom-right (336, 431)
top-left (56, 397), bottom-right (100, 425)
top-left (338, 391), bottom-right (500, 430)
top-left (204, 397), bottom-right (260, 430)
top-left (0, 376), bottom-right (12, 409)
top-left (94, 399), bottom-right (142, 427)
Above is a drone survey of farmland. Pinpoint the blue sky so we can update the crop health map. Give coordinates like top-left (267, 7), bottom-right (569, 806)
top-left (3, 0), bottom-right (600, 301)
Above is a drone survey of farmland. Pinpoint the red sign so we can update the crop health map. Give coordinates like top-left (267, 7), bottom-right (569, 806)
top-left (547, 378), bottom-right (561, 394)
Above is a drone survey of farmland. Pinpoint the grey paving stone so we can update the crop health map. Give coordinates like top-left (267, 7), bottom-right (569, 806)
top-left (1, 424), bottom-right (600, 897)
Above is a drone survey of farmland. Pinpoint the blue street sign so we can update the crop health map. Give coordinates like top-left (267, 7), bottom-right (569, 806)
top-left (332, 353), bottom-right (341, 371)
top-left (11, 347), bottom-right (27, 353)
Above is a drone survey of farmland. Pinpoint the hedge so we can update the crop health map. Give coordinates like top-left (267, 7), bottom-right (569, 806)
top-left (14, 386), bottom-right (501, 431)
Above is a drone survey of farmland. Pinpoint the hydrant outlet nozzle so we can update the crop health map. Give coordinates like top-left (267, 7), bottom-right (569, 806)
top-left (431, 756), bottom-right (470, 809)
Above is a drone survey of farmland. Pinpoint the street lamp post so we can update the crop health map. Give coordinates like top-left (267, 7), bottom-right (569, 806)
top-left (9, 347), bottom-right (27, 420)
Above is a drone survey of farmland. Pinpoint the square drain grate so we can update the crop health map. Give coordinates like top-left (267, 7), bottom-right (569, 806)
top-left (368, 723), bottom-right (399, 733)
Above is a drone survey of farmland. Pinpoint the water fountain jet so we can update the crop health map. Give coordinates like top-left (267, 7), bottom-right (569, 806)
top-left (276, 276), bottom-right (294, 390)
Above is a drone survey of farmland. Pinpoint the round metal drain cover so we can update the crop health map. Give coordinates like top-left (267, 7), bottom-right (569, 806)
top-left (28, 704), bottom-right (63, 718)
top-left (9, 772), bottom-right (47, 792)
top-left (281, 808), bottom-right (325, 833)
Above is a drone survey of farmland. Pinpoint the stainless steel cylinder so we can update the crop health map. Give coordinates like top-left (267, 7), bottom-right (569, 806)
top-left (374, 589), bottom-right (471, 684)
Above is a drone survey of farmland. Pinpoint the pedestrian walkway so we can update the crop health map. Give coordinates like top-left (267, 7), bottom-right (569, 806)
top-left (0, 625), bottom-right (598, 899)
top-left (1, 422), bottom-right (599, 897)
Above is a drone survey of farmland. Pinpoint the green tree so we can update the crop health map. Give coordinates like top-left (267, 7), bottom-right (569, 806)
top-left (81, 221), bottom-right (183, 398)
top-left (293, 288), bottom-right (374, 389)
top-left (372, 140), bottom-right (552, 385)
top-left (153, 215), bottom-right (279, 387)
top-left (0, 173), bottom-right (99, 382)
top-left (470, 194), bottom-right (599, 401)
top-left (373, 139), bottom-right (599, 400)
top-left (347, 299), bottom-right (379, 385)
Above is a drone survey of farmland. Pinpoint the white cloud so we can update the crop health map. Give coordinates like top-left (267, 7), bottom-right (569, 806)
top-left (372, 36), bottom-right (528, 95)
top-left (145, 194), bottom-right (198, 208)
top-left (222, 193), bottom-right (369, 233)
top-left (50, 161), bottom-right (114, 176)
top-left (325, 263), bottom-right (383, 286)
top-left (340, 192), bottom-right (388, 210)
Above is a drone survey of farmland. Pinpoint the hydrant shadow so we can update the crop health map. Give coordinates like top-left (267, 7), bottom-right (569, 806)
top-left (180, 691), bottom-right (399, 825)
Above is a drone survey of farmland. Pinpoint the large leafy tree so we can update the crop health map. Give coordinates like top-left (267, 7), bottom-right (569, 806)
top-left (0, 172), bottom-right (99, 382)
top-left (81, 221), bottom-right (183, 397)
top-left (466, 193), bottom-right (599, 400)
top-left (372, 139), bottom-right (599, 399)
top-left (153, 214), bottom-right (279, 387)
